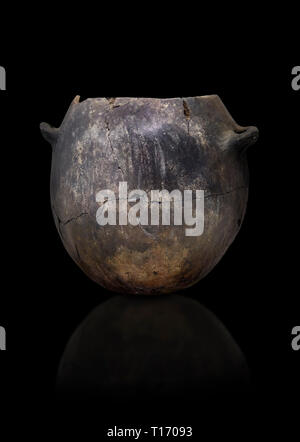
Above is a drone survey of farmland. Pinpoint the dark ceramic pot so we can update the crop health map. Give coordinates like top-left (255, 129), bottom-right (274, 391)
top-left (41, 96), bottom-right (258, 294)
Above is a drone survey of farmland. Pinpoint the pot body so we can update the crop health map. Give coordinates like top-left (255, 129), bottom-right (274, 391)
top-left (41, 96), bottom-right (258, 294)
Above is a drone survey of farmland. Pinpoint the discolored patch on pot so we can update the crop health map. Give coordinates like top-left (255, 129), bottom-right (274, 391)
top-left (106, 240), bottom-right (191, 294)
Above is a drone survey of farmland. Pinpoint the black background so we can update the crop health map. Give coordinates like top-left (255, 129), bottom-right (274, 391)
top-left (1, 22), bottom-right (299, 439)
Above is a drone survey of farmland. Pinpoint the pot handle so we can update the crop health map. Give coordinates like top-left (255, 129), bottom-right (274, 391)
top-left (40, 122), bottom-right (59, 145)
top-left (40, 95), bottom-right (80, 145)
top-left (225, 125), bottom-right (259, 153)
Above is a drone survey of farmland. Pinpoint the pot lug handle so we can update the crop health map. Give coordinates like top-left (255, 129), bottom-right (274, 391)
top-left (40, 122), bottom-right (59, 145)
top-left (226, 125), bottom-right (259, 153)
top-left (40, 95), bottom-right (80, 145)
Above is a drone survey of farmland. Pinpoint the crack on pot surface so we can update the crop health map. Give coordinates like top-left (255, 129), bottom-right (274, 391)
top-left (182, 99), bottom-right (191, 135)
top-left (204, 185), bottom-right (248, 199)
top-left (105, 117), bottom-right (125, 177)
top-left (105, 97), bottom-right (116, 106)
top-left (61, 212), bottom-right (88, 226)
top-left (95, 186), bottom-right (247, 205)
top-left (182, 100), bottom-right (191, 119)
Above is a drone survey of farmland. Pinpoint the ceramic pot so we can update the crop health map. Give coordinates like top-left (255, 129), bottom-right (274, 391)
top-left (41, 95), bottom-right (258, 294)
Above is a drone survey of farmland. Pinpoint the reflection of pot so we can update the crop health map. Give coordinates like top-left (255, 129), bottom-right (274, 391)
top-left (41, 96), bottom-right (258, 294)
top-left (57, 295), bottom-right (250, 399)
